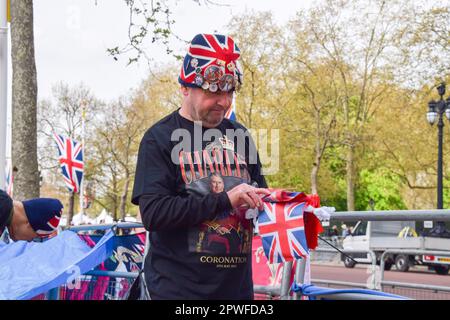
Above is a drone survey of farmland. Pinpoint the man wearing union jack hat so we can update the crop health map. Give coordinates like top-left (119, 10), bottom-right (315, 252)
top-left (132, 33), bottom-right (270, 299)
top-left (0, 189), bottom-right (63, 243)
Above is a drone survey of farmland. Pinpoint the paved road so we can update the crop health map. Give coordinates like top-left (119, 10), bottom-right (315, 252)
top-left (310, 263), bottom-right (450, 299)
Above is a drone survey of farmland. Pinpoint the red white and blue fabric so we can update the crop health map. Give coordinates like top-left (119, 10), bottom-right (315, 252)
top-left (258, 190), bottom-right (323, 264)
top-left (225, 97), bottom-right (236, 121)
top-left (179, 33), bottom-right (241, 87)
top-left (22, 198), bottom-right (63, 238)
top-left (5, 161), bottom-right (13, 196)
top-left (53, 133), bottom-right (84, 193)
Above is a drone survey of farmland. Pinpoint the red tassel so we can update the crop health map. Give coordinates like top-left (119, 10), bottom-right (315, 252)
top-left (304, 212), bottom-right (323, 250)
top-left (303, 194), bottom-right (323, 250)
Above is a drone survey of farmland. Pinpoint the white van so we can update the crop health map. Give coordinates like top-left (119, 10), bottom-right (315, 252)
top-left (342, 221), bottom-right (450, 275)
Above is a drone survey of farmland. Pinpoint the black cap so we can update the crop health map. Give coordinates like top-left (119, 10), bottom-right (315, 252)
top-left (0, 189), bottom-right (13, 232)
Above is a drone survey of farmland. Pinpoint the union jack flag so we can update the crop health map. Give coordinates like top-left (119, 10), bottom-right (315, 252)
top-left (180, 34), bottom-right (241, 85)
top-left (225, 95), bottom-right (236, 121)
top-left (258, 190), bottom-right (319, 264)
top-left (53, 133), bottom-right (84, 193)
top-left (5, 161), bottom-right (13, 196)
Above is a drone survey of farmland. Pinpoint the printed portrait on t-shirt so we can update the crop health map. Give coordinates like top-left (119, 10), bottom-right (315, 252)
top-left (191, 173), bottom-right (251, 255)
top-left (182, 137), bottom-right (253, 256)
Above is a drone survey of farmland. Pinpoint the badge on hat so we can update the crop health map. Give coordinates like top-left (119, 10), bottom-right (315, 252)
top-left (195, 75), bottom-right (204, 86)
top-left (209, 83), bottom-right (218, 92)
top-left (219, 74), bottom-right (235, 92)
top-left (190, 58), bottom-right (199, 68)
top-left (204, 65), bottom-right (224, 84)
top-left (227, 62), bottom-right (235, 72)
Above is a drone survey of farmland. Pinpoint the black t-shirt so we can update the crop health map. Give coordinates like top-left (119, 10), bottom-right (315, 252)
top-left (132, 109), bottom-right (267, 300)
top-left (0, 189), bottom-right (13, 238)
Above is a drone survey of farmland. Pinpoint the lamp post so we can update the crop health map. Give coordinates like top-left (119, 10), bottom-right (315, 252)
top-left (426, 82), bottom-right (450, 231)
top-left (369, 198), bottom-right (375, 211)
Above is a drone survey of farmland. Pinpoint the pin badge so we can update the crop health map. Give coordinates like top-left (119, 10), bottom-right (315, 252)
top-left (195, 75), bottom-right (204, 86)
top-left (209, 83), bottom-right (218, 92)
top-left (201, 82), bottom-right (210, 90)
top-left (219, 74), bottom-right (234, 92)
top-left (190, 58), bottom-right (199, 68)
top-left (216, 59), bottom-right (226, 67)
top-left (204, 65), bottom-right (224, 84)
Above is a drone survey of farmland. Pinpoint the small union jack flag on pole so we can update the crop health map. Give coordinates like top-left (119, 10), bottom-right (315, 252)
top-left (5, 160), bottom-right (13, 196)
top-left (225, 94), bottom-right (237, 121)
top-left (258, 190), bottom-right (322, 264)
top-left (53, 133), bottom-right (84, 193)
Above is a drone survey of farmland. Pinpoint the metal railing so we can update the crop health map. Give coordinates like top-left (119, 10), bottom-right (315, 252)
top-left (43, 223), bottom-right (145, 300)
top-left (380, 249), bottom-right (450, 281)
top-left (329, 209), bottom-right (450, 221)
top-left (304, 209), bottom-right (450, 300)
top-left (52, 209), bottom-right (450, 300)
top-left (58, 272), bottom-right (137, 300)
top-left (381, 281), bottom-right (450, 300)
top-left (377, 249), bottom-right (450, 299)
top-left (312, 279), bottom-right (368, 289)
top-left (67, 222), bottom-right (144, 232)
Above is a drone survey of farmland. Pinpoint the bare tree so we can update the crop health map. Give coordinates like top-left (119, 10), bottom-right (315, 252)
top-left (37, 82), bottom-right (101, 225)
top-left (291, 0), bottom-right (411, 210)
top-left (294, 67), bottom-right (338, 195)
top-left (91, 99), bottom-right (144, 221)
top-left (108, 0), bottom-right (228, 65)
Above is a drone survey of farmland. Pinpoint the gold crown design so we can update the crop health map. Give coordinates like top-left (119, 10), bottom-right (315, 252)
top-left (219, 136), bottom-right (234, 151)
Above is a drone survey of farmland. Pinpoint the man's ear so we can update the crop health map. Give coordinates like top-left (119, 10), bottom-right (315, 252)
top-left (180, 86), bottom-right (189, 97)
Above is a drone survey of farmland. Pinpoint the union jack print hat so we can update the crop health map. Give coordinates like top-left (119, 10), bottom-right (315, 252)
top-left (22, 198), bottom-right (63, 238)
top-left (178, 33), bottom-right (243, 93)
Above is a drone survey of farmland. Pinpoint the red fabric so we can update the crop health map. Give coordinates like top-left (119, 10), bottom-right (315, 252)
top-left (261, 190), bottom-right (324, 251)
top-left (304, 194), bottom-right (323, 250)
top-left (252, 235), bottom-right (296, 298)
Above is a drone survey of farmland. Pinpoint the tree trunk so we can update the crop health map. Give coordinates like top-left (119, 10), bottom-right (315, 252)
top-left (10, 0), bottom-right (39, 200)
top-left (119, 174), bottom-right (130, 221)
top-left (67, 191), bottom-right (75, 225)
top-left (311, 158), bottom-right (319, 195)
top-left (112, 193), bottom-right (118, 221)
top-left (311, 110), bottom-right (321, 195)
top-left (111, 174), bottom-right (118, 221)
top-left (311, 139), bottom-right (321, 195)
top-left (346, 144), bottom-right (356, 211)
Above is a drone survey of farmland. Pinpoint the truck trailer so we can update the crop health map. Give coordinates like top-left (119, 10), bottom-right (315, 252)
top-left (341, 221), bottom-right (450, 275)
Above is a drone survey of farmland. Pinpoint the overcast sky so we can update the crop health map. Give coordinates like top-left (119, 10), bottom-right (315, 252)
top-left (32, 0), bottom-right (313, 102)
top-left (4, 0), bottom-right (313, 162)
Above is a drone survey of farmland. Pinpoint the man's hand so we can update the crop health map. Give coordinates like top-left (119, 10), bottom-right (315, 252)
top-left (226, 183), bottom-right (270, 211)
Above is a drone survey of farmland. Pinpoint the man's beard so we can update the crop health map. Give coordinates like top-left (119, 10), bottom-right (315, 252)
top-left (193, 108), bottom-right (225, 128)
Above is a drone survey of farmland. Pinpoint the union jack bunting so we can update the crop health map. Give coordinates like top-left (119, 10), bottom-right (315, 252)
top-left (257, 190), bottom-right (322, 264)
top-left (53, 133), bottom-right (84, 193)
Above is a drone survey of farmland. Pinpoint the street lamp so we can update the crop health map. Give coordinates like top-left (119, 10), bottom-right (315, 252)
top-left (426, 82), bottom-right (450, 232)
top-left (369, 198), bottom-right (375, 211)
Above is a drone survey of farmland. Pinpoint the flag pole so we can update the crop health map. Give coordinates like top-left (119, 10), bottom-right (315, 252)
top-left (79, 100), bottom-right (87, 222)
top-left (0, 0), bottom-right (10, 190)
